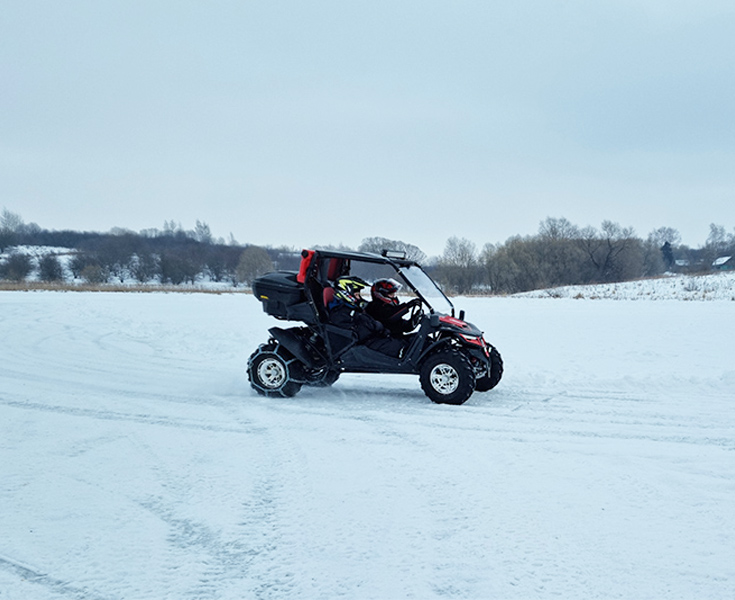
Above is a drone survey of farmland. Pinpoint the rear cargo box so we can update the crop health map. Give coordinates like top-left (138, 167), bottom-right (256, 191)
top-left (252, 271), bottom-right (315, 323)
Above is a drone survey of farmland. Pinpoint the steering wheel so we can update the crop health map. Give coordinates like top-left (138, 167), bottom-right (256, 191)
top-left (407, 299), bottom-right (423, 330)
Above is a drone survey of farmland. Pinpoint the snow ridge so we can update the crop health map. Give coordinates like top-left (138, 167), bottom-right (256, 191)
top-left (513, 272), bottom-right (735, 301)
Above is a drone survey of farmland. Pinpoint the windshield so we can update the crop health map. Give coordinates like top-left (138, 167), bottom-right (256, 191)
top-left (399, 266), bottom-right (454, 315)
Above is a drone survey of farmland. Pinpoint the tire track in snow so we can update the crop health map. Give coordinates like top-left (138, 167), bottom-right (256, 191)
top-left (315, 384), bottom-right (733, 449)
top-left (116, 428), bottom-right (260, 600)
top-left (133, 496), bottom-right (261, 600)
top-left (238, 397), bottom-right (494, 597)
top-left (0, 397), bottom-right (263, 435)
top-left (225, 411), bottom-right (318, 600)
top-left (0, 554), bottom-right (116, 600)
top-left (106, 405), bottom-right (309, 600)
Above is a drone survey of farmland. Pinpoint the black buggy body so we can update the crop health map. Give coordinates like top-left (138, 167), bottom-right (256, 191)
top-left (247, 248), bottom-right (503, 405)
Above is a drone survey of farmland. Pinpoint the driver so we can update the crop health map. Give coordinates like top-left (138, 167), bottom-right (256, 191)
top-left (328, 276), bottom-right (407, 358)
top-left (365, 278), bottom-right (422, 337)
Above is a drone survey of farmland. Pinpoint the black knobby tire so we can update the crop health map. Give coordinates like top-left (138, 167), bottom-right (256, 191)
top-left (247, 343), bottom-right (303, 398)
top-left (475, 346), bottom-right (503, 392)
top-left (419, 349), bottom-right (476, 405)
top-left (309, 369), bottom-right (340, 387)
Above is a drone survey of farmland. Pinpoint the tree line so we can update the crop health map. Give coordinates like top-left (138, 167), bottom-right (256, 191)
top-left (2, 209), bottom-right (734, 294)
top-left (433, 218), bottom-right (735, 294)
top-left (0, 210), bottom-right (295, 286)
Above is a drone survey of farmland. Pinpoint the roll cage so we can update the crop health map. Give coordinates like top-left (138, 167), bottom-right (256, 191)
top-left (298, 248), bottom-right (456, 319)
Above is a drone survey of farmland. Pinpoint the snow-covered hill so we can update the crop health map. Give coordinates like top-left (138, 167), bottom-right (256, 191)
top-left (513, 271), bottom-right (735, 301)
top-left (1, 291), bottom-right (733, 599)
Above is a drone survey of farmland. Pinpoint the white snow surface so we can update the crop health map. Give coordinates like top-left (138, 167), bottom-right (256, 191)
top-left (1, 290), bottom-right (733, 600)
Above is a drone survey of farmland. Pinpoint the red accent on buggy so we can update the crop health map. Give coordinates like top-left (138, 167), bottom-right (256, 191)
top-left (326, 258), bottom-right (342, 280)
top-left (323, 286), bottom-right (334, 307)
top-left (439, 315), bottom-right (471, 329)
top-left (297, 249), bottom-right (315, 283)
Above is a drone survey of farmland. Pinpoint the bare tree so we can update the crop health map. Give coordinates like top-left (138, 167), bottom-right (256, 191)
top-left (537, 218), bottom-right (587, 287)
top-left (436, 237), bottom-right (478, 294)
top-left (643, 239), bottom-right (667, 276)
top-left (482, 235), bottom-right (547, 293)
top-left (0, 208), bottom-right (24, 232)
top-left (1, 208), bottom-right (24, 251)
top-left (648, 226), bottom-right (682, 248)
top-left (194, 220), bottom-right (213, 245)
top-left (162, 220), bottom-right (184, 238)
top-left (39, 254), bottom-right (65, 282)
top-left (97, 236), bottom-right (136, 283)
top-left (644, 227), bottom-right (681, 274)
top-left (358, 237), bottom-right (427, 262)
top-left (0, 252), bottom-right (33, 281)
top-left (705, 223), bottom-right (730, 256)
top-left (538, 216), bottom-right (579, 240)
top-left (578, 221), bottom-right (643, 282)
top-left (81, 264), bottom-right (109, 284)
top-left (159, 248), bottom-right (202, 285)
top-left (129, 252), bottom-right (160, 283)
top-left (236, 246), bottom-right (274, 285)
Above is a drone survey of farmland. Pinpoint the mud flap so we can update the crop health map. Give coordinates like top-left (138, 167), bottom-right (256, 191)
top-left (268, 327), bottom-right (320, 369)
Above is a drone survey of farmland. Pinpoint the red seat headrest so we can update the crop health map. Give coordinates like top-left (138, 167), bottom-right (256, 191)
top-left (323, 286), bottom-right (334, 307)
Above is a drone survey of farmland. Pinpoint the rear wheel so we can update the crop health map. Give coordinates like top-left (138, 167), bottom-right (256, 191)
top-left (475, 346), bottom-right (503, 392)
top-left (247, 343), bottom-right (303, 397)
top-left (420, 349), bottom-right (475, 405)
top-left (308, 368), bottom-right (341, 387)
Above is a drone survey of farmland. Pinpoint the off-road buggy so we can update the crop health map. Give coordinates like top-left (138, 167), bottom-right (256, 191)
top-left (247, 248), bottom-right (503, 405)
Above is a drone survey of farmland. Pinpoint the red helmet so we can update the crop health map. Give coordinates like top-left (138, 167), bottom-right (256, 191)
top-left (371, 278), bottom-right (401, 305)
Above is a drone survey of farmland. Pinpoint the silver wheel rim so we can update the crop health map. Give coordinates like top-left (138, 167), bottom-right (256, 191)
top-left (430, 363), bottom-right (459, 395)
top-left (257, 357), bottom-right (287, 389)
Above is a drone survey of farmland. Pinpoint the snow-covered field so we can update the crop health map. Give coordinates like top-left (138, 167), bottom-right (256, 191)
top-left (1, 289), bottom-right (733, 600)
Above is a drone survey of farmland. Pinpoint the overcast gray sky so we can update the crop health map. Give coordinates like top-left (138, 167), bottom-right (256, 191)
top-left (2, 0), bottom-right (734, 257)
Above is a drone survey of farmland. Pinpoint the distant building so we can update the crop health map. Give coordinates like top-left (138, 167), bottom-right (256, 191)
top-left (713, 256), bottom-right (734, 271)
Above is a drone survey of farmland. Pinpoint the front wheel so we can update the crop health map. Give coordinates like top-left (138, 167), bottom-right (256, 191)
top-left (247, 343), bottom-right (303, 397)
top-left (475, 346), bottom-right (503, 392)
top-left (420, 349), bottom-right (475, 405)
